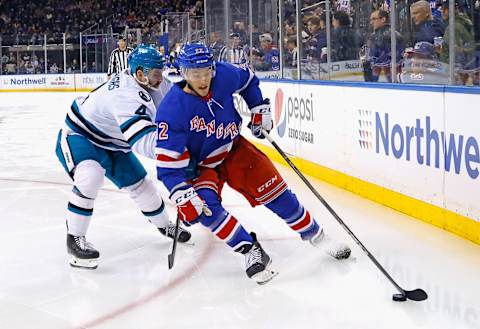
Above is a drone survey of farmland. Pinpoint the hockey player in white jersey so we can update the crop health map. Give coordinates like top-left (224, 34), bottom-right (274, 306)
top-left (55, 44), bottom-right (191, 269)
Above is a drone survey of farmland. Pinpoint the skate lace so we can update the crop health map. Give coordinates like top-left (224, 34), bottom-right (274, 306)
top-left (74, 236), bottom-right (94, 251)
top-left (164, 223), bottom-right (184, 237)
top-left (245, 245), bottom-right (262, 268)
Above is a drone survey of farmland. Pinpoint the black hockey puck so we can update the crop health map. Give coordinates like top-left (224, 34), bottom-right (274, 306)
top-left (392, 293), bottom-right (407, 302)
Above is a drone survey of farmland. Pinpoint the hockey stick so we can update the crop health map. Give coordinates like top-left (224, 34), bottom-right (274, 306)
top-left (261, 129), bottom-right (428, 302)
top-left (167, 215), bottom-right (180, 269)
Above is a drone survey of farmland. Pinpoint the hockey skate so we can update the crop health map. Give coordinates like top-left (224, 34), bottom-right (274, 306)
top-left (244, 233), bottom-right (278, 285)
top-left (67, 234), bottom-right (100, 269)
top-left (310, 228), bottom-right (351, 260)
top-left (158, 222), bottom-right (192, 243)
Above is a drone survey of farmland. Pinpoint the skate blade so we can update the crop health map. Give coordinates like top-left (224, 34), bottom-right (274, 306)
top-left (252, 268), bottom-right (279, 285)
top-left (69, 256), bottom-right (99, 270)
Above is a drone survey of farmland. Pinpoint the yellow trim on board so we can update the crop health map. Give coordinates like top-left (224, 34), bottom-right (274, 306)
top-left (253, 142), bottom-right (480, 245)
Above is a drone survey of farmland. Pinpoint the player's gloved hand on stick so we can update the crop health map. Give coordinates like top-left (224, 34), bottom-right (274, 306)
top-left (170, 186), bottom-right (211, 226)
top-left (248, 98), bottom-right (272, 139)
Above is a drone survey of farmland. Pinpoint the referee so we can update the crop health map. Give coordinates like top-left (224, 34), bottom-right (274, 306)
top-left (107, 35), bottom-right (133, 79)
top-left (218, 33), bottom-right (248, 66)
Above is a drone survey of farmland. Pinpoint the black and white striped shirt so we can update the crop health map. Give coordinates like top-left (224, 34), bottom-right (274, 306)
top-left (218, 46), bottom-right (248, 65)
top-left (107, 47), bottom-right (133, 76)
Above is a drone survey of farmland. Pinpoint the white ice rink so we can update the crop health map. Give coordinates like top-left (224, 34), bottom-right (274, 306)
top-left (0, 92), bottom-right (479, 329)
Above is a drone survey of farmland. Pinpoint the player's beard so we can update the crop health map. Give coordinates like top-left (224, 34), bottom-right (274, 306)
top-left (146, 78), bottom-right (161, 91)
top-left (135, 73), bottom-right (161, 92)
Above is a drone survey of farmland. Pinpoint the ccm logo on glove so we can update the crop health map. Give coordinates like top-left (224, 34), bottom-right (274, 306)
top-left (170, 187), bottom-right (211, 225)
top-left (248, 98), bottom-right (273, 139)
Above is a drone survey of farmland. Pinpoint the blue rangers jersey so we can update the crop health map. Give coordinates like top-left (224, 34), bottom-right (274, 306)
top-left (155, 62), bottom-right (264, 193)
top-left (64, 69), bottom-right (171, 158)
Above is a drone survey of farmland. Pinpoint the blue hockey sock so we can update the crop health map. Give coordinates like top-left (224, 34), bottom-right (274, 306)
top-left (197, 188), bottom-right (253, 252)
top-left (266, 189), bottom-right (319, 240)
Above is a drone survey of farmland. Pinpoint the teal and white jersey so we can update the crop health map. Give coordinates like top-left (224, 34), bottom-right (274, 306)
top-left (64, 69), bottom-right (171, 158)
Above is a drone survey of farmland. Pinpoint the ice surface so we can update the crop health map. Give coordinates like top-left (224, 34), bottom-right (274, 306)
top-left (0, 92), bottom-right (478, 329)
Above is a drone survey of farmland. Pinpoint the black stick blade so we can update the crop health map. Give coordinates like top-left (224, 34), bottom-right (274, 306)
top-left (405, 289), bottom-right (428, 301)
top-left (168, 254), bottom-right (174, 269)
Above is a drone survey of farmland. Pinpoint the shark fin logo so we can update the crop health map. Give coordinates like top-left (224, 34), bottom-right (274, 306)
top-left (275, 88), bottom-right (286, 137)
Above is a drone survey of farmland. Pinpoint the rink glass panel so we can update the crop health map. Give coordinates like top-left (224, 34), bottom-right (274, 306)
top-left (0, 0), bottom-right (478, 87)
top-left (280, 0), bottom-right (299, 80)
top-left (204, 0), bottom-right (251, 64)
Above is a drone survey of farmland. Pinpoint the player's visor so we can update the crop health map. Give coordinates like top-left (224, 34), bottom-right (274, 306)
top-left (183, 67), bottom-right (214, 82)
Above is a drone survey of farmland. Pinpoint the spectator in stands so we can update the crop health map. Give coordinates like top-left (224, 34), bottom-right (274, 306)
top-left (25, 60), bottom-right (35, 74)
top-left (399, 41), bottom-right (448, 84)
top-left (438, 0), bottom-right (475, 84)
top-left (253, 33), bottom-right (280, 71)
top-left (232, 21), bottom-right (248, 42)
top-left (17, 59), bottom-right (26, 74)
top-left (410, 0), bottom-right (445, 45)
top-left (70, 59), bottom-right (79, 73)
top-left (190, 1), bottom-right (204, 16)
top-left (363, 9), bottom-right (404, 82)
top-left (285, 17), bottom-right (296, 37)
top-left (305, 15), bottom-right (327, 62)
top-left (208, 31), bottom-right (224, 60)
top-left (331, 10), bottom-right (362, 61)
top-left (285, 36), bottom-right (298, 68)
top-left (6, 61), bottom-right (16, 75)
top-left (31, 54), bottom-right (39, 70)
top-left (49, 62), bottom-right (59, 73)
top-left (1, 54), bottom-right (9, 73)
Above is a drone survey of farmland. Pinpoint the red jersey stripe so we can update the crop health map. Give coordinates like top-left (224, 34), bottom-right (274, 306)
top-left (200, 151), bottom-right (229, 166)
top-left (156, 150), bottom-right (190, 162)
top-left (290, 211), bottom-right (312, 231)
top-left (216, 216), bottom-right (238, 240)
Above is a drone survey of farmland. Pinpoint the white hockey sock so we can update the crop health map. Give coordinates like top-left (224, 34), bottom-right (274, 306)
top-left (66, 160), bottom-right (105, 236)
top-left (67, 190), bottom-right (94, 236)
top-left (125, 178), bottom-right (169, 228)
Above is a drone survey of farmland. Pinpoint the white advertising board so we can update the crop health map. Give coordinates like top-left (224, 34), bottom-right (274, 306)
top-left (75, 73), bottom-right (107, 90)
top-left (443, 92), bottom-right (480, 219)
top-left (0, 73), bottom-right (107, 91)
top-left (0, 74), bottom-right (75, 90)
top-left (252, 81), bottom-right (480, 222)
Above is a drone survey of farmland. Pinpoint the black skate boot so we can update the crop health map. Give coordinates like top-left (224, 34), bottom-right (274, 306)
top-left (67, 234), bottom-right (100, 269)
top-left (158, 222), bottom-right (192, 243)
top-left (243, 233), bottom-right (278, 285)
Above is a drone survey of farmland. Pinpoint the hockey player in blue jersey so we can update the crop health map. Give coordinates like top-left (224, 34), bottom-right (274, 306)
top-left (55, 44), bottom-right (191, 269)
top-left (155, 43), bottom-right (351, 284)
